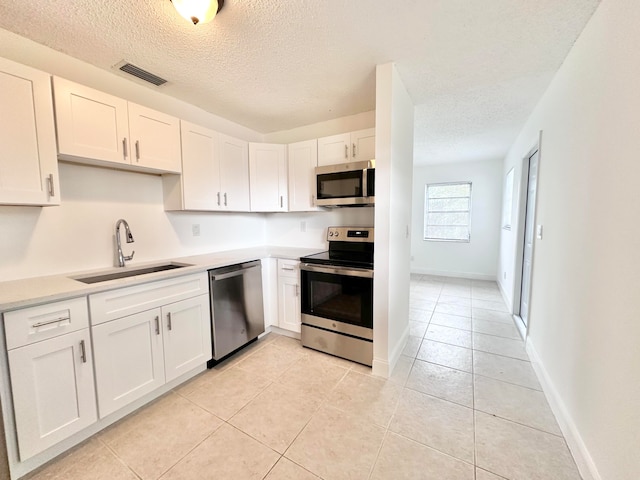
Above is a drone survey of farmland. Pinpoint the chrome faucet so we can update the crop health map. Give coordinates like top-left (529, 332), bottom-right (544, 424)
top-left (115, 219), bottom-right (135, 267)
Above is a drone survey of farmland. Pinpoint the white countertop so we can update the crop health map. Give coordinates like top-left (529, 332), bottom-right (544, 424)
top-left (0, 246), bottom-right (324, 312)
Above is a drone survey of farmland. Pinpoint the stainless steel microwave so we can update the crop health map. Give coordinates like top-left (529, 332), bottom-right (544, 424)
top-left (315, 160), bottom-right (375, 207)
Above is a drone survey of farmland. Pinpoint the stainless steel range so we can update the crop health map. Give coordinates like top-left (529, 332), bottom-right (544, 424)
top-left (299, 227), bottom-right (374, 366)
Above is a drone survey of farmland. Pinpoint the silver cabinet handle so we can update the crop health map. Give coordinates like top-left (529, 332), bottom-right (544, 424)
top-left (135, 140), bottom-right (140, 161)
top-left (280, 195), bottom-right (283, 208)
top-left (295, 284), bottom-right (299, 297)
top-left (352, 143), bottom-right (356, 158)
top-left (80, 340), bottom-right (87, 363)
top-left (32, 316), bottom-right (69, 328)
top-left (344, 144), bottom-right (348, 158)
top-left (282, 267), bottom-right (295, 271)
top-left (154, 316), bottom-right (160, 335)
top-left (224, 193), bottom-right (228, 206)
top-left (47, 173), bottom-right (55, 197)
top-left (123, 138), bottom-right (128, 159)
top-left (311, 194), bottom-right (315, 206)
top-left (167, 312), bottom-right (172, 331)
top-left (217, 192), bottom-right (221, 206)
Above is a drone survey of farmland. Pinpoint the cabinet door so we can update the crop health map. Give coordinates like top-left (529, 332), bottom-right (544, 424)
top-left (278, 273), bottom-right (301, 333)
top-left (261, 258), bottom-right (278, 329)
top-left (128, 102), bottom-right (181, 173)
top-left (180, 121), bottom-right (221, 210)
top-left (317, 132), bottom-right (350, 166)
top-left (162, 294), bottom-right (211, 382)
top-left (249, 143), bottom-right (288, 212)
top-left (53, 76), bottom-right (129, 166)
top-left (219, 133), bottom-right (250, 211)
top-left (351, 128), bottom-right (376, 162)
top-left (8, 329), bottom-right (97, 460)
top-left (92, 309), bottom-right (165, 418)
top-left (0, 58), bottom-right (59, 206)
top-left (288, 139), bottom-right (319, 211)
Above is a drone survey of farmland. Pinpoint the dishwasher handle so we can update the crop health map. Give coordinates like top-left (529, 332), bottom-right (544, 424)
top-left (212, 267), bottom-right (255, 281)
top-left (209, 260), bottom-right (262, 281)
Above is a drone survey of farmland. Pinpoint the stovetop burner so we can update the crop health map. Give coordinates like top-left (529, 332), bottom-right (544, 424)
top-left (300, 227), bottom-right (374, 270)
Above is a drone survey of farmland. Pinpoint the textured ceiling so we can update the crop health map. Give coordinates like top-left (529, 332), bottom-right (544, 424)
top-left (0, 0), bottom-right (600, 165)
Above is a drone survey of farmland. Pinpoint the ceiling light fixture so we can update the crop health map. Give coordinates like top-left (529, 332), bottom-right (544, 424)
top-left (170, 0), bottom-right (224, 25)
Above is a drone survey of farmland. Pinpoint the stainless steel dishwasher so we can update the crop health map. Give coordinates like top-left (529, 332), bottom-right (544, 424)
top-left (208, 260), bottom-right (264, 365)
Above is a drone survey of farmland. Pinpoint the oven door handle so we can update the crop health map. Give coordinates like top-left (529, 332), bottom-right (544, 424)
top-left (300, 263), bottom-right (374, 279)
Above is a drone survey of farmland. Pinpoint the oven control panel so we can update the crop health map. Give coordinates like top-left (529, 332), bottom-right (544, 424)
top-left (327, 226), bottom-right (374, 242)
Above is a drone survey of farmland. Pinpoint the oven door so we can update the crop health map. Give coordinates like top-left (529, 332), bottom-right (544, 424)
top-left (300, 263), bottom-right (373, 339)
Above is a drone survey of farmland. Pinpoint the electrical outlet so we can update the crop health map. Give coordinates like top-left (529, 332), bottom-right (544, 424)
top-left (192, 224), bottom-right (200, 237)
top-left (300, 221), bottom-right (306, 233)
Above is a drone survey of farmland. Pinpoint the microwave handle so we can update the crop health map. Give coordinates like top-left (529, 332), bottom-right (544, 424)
top-left (363, 168), bottom-right (368, 198)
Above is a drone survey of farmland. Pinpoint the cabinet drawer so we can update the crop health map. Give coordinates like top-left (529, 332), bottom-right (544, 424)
top-left (4, 297), bottom-right (89, 350)
top-left (89, 273), bottom-right (208, 325)
top-left (277, 259), bottom-right (300, 278)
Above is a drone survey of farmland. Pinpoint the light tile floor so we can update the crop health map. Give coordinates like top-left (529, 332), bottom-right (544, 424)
top-left (26, 275), bottom-right (582, 480)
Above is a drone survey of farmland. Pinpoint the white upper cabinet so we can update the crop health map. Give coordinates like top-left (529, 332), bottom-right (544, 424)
top-left (128, 103), bottom-right (181, 173)
top-left (53, 77), bottom-right (129, 166)
top-left (219, 133), bottom-right (251, 211)
top-left (288, 139), bottom-right (318, 211)
top-left (165, 121), bottom-right (219, 211)
top-left (317, 132), bottom-right (351, 166)
top-left (249, 142), bottom-right (288, 212)
top-left (351, 128), bottom-right (376, 162)
top-left (53, 77), bottom-right (181, 174)
top-left (164, 124), bottom-right (250, 212)
top-left (0, 57), bottom-right (59, 206)
top-left (317, 128), bottom-right (376, 166)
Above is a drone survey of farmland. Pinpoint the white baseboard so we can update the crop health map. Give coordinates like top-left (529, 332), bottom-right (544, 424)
top-left (526, 340), bottom-right (601, 480)
top-left (372, 323), bottom-right (409, 379)
top-left (497, 279), bottom-right (513, 313)
top-left (411, 267), bottom-right (496, 281)
top-left (266, 325), bottom-right (301, 340)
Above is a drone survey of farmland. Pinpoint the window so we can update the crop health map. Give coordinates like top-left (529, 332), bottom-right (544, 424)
top-left (424, 182), bottom-right (472, 242)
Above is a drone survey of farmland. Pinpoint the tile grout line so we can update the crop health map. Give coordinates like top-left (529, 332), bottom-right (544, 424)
top-left (96, 437), bottom-right (144, 480)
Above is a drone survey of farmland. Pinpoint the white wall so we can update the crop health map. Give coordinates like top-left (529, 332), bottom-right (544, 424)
top-left (265, 209), bottom-right (374, 248)
top-left (411, 159), bottom-right (502, 280)
top-left (498, 1), bottom-right (640, 479)
top-left (0, 163), bottom-right (267, 281)
top-left (263, 111), bottom-right (375, 144)
top-left (373, 63), bottom-right (414, 377)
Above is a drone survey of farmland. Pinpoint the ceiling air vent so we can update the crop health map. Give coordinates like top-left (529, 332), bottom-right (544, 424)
top-left (118, 62), bottom-right (167, 86)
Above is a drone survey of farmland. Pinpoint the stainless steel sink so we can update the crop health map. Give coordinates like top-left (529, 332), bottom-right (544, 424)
top-left (73, 263), bottom-right (192, 284)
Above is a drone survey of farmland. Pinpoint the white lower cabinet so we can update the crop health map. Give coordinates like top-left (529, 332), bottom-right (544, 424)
top-left (162, 295), bottom-right (211, 382)
top-left (92, 309), bottom-right (165, 418)
top-left (8, 328), bottom-right (97, 461)
top-left (89, 274), bottom-right (210, 418)
top-left (92, 294), bottom-right (210, 418)
top-left (277, 259), bottom-right (301, 333)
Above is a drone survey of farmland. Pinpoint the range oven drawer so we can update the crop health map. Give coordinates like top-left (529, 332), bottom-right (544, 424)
top-left (301, 324), bottom-right (372, 366)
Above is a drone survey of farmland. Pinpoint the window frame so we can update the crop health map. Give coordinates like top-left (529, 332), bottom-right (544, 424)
top-left (423, 181), bottom-right (472, 243)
